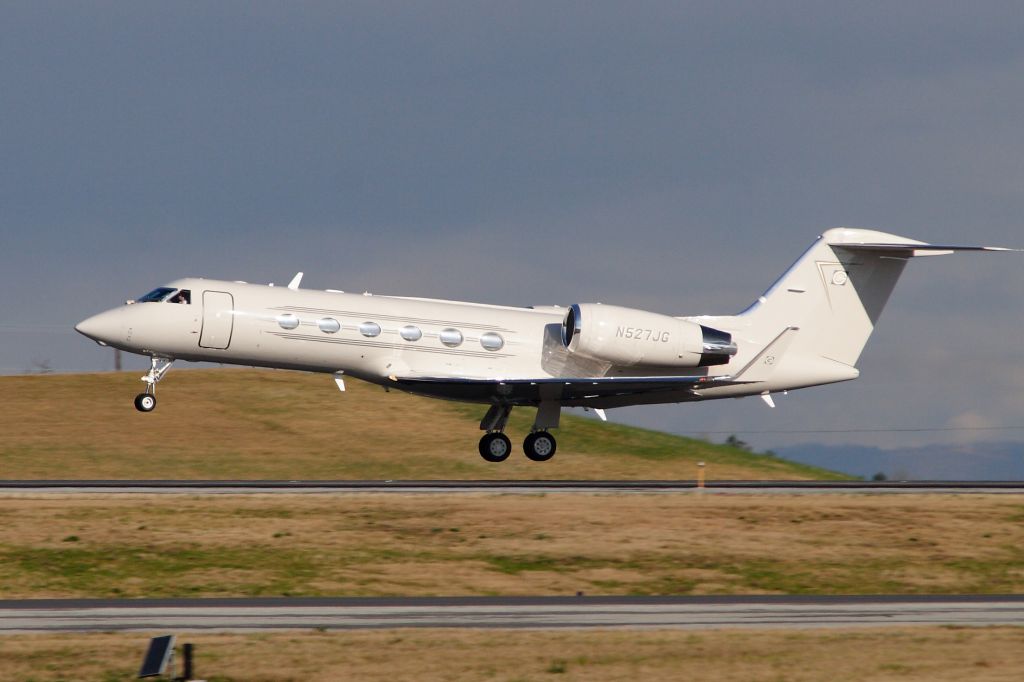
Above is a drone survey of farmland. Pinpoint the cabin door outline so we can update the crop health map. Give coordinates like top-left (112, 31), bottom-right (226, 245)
top-left (199, 290), bottom-right (234, 350)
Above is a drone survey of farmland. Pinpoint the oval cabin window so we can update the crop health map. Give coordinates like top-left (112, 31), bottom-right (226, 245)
top-left (439, 328), bottom-right (463, 347)
top-left (400, 325), bottom-right (422, 341)
top-left (359, 321), bottom-right (382, 338)
top-left (318, 318), bottom-right (340, 334)
top-left (480, 332), bottom-right (504, 351)
top-left (277, 314), bottom-right (300, 330)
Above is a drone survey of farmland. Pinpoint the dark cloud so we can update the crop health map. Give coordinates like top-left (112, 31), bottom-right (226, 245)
top-left (3, 3), bottom-right (1024, 470)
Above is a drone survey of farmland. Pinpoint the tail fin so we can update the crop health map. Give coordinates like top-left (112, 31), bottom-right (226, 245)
top-left (713, 228), bottom-right (1012, 388)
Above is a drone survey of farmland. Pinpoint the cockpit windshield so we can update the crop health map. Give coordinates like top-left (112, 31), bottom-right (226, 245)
top-left (138, 287), bottom-right (176, 302)
top-left (136, 287), bottom-right (191, 304)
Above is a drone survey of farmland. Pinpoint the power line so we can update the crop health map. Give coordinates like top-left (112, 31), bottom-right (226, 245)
top-left (688, 426), bottom-right (1024, 435)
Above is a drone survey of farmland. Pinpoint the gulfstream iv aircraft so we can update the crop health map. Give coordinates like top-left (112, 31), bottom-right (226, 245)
top-left (76, 228), bottom-right (1012, 462)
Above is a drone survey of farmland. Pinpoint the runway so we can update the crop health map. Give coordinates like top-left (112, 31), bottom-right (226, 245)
top-left (0, 480), bottom-right (1022, 494)
top-left (0, 596), bottom-right (1021, 633)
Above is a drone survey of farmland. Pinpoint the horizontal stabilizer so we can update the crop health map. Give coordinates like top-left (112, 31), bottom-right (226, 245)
top-left (832, 242), bottom-right (1018, 257)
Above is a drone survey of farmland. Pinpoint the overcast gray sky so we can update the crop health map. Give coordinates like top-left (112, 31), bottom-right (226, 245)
top-left (3, 2), bottom-right (1024, 456)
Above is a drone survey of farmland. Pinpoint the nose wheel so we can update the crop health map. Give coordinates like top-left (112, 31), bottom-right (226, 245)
top-left (524, 431), bottom-right (557, 461)
top-left (134, 393), bottom-right (156, 412)
top-left (479, 433), bottom-right (512, 462)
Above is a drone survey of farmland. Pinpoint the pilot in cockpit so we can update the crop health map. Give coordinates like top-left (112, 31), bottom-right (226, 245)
top-left (169, 290), bottom-right (191, 304)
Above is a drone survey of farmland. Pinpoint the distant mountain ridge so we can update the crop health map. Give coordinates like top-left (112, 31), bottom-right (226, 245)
top-left (776, 441), bottom-right (1024, 480)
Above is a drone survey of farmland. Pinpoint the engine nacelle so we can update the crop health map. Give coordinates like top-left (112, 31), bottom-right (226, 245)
top-left (561, 303), bottom-right (737, 368)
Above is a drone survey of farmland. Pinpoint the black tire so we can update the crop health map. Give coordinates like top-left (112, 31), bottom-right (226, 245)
top-left (479, 433), bottom-right (512, 462)
top-left (524, 431), bottom-right (556, 461)
top-left (134, 393), bottom-right (156, 412)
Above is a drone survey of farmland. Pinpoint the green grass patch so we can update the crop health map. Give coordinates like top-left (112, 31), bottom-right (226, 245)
top-left (4, 494), bottom-right (1022, 600)
top-left (0, 369), bottom-right (847, 480)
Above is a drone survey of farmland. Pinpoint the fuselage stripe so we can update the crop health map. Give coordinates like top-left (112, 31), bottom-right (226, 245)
top-left (267, 332), bottom-right (515, 358)
top-left (268, 306), bottom-right (516, 333)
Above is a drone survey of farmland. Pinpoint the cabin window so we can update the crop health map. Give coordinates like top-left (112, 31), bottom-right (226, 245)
top-left (480, 332), bottom-right (504, 351)
top-left (439, 328), bottom-right (463, 347)
top-left (168, 289), bottom-right (191, 304)
top-left (400, 325), bottom-right (422, 342)
top-left (137, 287), bottom-right (176, 303)
top-left (359, 321), bottom-right (382, 338)
top-left (318, 318), bottom-right (341, 334)
top-left (277, 314), bottom-right (300, 330)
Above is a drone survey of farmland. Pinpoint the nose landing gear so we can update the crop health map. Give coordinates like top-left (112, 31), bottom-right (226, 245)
top-left (134, 357), bottom-right (174, 413)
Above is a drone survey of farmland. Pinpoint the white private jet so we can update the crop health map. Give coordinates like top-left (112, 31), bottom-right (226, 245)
top-left (76, 228), bottom-right (1013, 462)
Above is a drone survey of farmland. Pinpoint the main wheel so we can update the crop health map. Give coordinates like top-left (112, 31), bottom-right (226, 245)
top-left (134, 393), bottom-right (156, 412)
top-left (479, 433), bottom-right (512, 462)
top-left (524, 431), bottom-right (556, 461)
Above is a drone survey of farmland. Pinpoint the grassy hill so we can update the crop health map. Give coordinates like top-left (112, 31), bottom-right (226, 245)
top-left (0, 369), bottom-right (845, 479)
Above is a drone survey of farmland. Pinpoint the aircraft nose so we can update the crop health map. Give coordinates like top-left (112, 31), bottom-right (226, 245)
top-left (75, 309), bottom-right (123, 346)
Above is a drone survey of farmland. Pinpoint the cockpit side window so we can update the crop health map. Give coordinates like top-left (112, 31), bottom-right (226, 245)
top-left (137, 287), bottom-right (176, 303)
top-left (169, 289), bottom-right (191, 304)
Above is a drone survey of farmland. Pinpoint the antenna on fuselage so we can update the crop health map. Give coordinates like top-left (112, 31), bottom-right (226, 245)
top-left (287, 272), bottom-right (304, 290)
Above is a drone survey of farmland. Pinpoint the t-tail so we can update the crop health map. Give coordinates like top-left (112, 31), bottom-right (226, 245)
top-left (702, 228), bottom-right (1014, 393)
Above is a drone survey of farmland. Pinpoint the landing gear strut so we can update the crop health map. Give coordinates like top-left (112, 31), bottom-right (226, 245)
top-left (478, 404), bottom-right (513, 462)
top-left (134, 357), bottom-right (174, 413)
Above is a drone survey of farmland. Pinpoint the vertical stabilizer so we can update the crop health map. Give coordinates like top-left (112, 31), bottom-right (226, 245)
top-left (738, 228), bottom-right (918, 368)
top-left (707, 228), bottom-right (1008, 391)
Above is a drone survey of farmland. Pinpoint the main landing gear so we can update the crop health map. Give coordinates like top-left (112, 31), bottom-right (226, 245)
top-left (523, 431), bottom-right (556, 462)
top-left (477, 403), bottom-right (560, 462)
top-left (134, 357), bottom-right (174, 413)
top-left (477, 431), bottom-right (557, 462)
top-left (479, 432), bottom-right (513, 462)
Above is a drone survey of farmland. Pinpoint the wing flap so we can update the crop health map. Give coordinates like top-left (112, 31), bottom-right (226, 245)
top-left (392, 374), bottom-right (742, 406)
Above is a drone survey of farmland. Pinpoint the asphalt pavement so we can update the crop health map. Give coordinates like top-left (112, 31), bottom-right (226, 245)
top-left (1, 595), bottom-right (1022, 633)
top-left (0, 480), bottom-right (1022, 494)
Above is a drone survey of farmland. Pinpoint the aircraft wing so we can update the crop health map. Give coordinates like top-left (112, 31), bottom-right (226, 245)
top-left (391, 374), bottom-right (742, 406)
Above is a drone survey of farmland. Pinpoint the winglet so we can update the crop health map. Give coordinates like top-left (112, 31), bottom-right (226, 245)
top-left (288, 272), bottom-right (304, 290)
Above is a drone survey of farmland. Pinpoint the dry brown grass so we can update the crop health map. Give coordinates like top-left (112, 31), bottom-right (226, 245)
top-left (0, 493), bottom-right (1021, 598)
top-left (0, 369), bottom-right (841, 479)
top-left (1, 627), bottom-right (1023, 681)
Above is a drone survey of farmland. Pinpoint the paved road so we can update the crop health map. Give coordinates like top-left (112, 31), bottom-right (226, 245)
top-left (0, 480), bottom-right (1022, 494)
top-left (1, 596), bottom-right (1022, 633)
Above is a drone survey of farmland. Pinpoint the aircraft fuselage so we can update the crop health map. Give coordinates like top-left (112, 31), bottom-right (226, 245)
top-left (76, 228), bottom-right (1015, 461)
